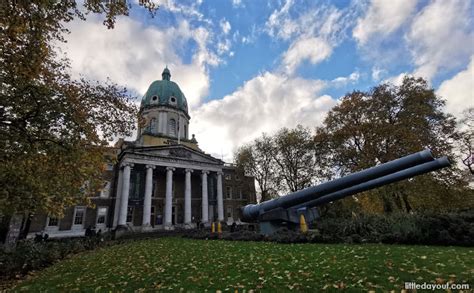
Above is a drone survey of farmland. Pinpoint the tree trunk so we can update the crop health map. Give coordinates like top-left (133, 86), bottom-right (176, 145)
top-left (4, 214), bottom-right (23, 249)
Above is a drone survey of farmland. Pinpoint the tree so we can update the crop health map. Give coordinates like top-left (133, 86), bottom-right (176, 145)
top-left (235, 134), bottom-right (278, 202)
top-left (0, 0), bottom-right (157, 232)
top-left (315, 76), bottom-right (471, 214)
top-left (458, 107), bottom-right (474, 175)
top-left (272, 125), bottom-right (317, 193)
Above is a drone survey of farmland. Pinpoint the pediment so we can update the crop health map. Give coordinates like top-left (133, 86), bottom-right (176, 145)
top-left (129, 145), bottom-right (223, 165)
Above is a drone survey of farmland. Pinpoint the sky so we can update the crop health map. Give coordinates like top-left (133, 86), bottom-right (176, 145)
top-left (61, 0), bottom-right (474, 162)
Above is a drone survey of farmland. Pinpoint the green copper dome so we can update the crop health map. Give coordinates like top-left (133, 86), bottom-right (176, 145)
top-left (140, 67), bottom-right (188, 114)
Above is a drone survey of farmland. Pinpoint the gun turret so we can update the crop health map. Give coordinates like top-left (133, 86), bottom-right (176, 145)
top-left (241, 150), bottom-right (450, 235)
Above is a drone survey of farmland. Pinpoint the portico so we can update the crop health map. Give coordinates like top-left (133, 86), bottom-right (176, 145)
top-left (113, 145), bottom-right (225, 230)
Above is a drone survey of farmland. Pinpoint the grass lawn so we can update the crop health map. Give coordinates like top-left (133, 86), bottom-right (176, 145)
top-left (14, 237), bottom-right (473, 291)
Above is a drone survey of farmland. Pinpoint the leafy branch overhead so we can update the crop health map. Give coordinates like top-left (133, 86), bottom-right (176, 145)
top-left (0, 0), bottom-right (158, 216)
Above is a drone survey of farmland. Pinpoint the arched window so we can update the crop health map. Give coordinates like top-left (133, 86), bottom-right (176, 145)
top-left (168, 119), bottom-right (176, 137)
top-left (150, 118), bottom-right (157, 134)
top-left (184, 125), bottom-right (187, 139)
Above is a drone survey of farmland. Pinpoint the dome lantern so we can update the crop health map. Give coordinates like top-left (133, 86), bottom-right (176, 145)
top-left (162, 67), bottom-right (171, 81)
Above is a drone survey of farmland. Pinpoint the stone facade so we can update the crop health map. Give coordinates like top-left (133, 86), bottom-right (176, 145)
top-left (27, 68), bottom-right (256, 238)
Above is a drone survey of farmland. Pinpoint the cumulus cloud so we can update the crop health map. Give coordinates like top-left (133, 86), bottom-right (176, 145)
top-left (59, 15), bottom-right (216, 108)
top-left (353, 0), bottom-right (417, 45)
top-left (191, 72), bottom-right (336, 161)
top-left (331, 71), bottom-right (360, 87)
top-left (407, 0), bottom-right (473, 80)
top-left (437, 55), bottom-right (474, 117)
top-left (282, 37), bottom-right (332, 74)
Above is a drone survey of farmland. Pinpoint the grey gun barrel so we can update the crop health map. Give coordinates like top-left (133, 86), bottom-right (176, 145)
top-left (291, 156), bottom-right (450, 210)
top-left (242, 149), bottom-right (435, 222)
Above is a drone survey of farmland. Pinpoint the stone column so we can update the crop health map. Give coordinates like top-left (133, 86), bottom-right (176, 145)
top-left (118, 163), bottom-right (133, 227)
top-left (113, 168), bottom-right (123, 227)
top-left (164, 167), bottom-right (175, 228)
top-left (184, 168), bottom-right (193, 227)
top-left (201, 170), bottom-right (209, 224)
top-left (217, 171), bottom-right (224, 222)
top-left (142, 164), bottom-right (155, 228)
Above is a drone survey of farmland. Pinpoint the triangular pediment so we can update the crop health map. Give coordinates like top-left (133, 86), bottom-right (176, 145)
top-left (125, 144), bottom-right (224, 165)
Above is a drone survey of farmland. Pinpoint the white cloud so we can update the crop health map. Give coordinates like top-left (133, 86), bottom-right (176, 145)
top-left (265, 2), bottom-right (352, 75)
top-left (383, 72), bottom-right (409, 86)
top-left (232, 0), bottom-right (242, 8)
top-left (60, 15), bottom-right (217, 108)
top-left (371, 67), bottom-right (386, 81)
top-left (353, 0), bottom-right (417, 45)
top-left (191, 72), bottom-right (336, 161)
top-left (217, 39), bottom-right (231, 55)
top-left (331, 71), bottom-right (360, 87)
top-left (282, 37), bottom-right (332, 74)
top-left (219, 18), bottom-right (231, 35)
top-left (437, 55), bottom-right (474, 117)
top-left (156, 0), bottom-right (211, 24)
top-left (407, 0), bottom-right (473, 80)
top-left (265, 0), bottom-right (295, 40)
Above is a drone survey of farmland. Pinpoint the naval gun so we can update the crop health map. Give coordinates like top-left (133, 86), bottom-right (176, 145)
top-left (241, 150), bottom-right (451, 235)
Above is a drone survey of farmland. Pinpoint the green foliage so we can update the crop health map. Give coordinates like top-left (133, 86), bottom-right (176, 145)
top-left (315, 211), bottom-right (474, 246)
top-left (273, 125), bottom-right (317, 193)
top-left (0, 1), bottom-right (157, 216)
top-left (13, 237), bottom-right (474, 291)
top-left (0, 236), bottom-right (110, 279)
top-left (235, 133), bottom-right (279, 202)
top-left (457, 107), bottom-right (474, 175)
top-left (314, 76), bottom-right (471, 213)
top-left (235, 125), bottom-right (317, 201)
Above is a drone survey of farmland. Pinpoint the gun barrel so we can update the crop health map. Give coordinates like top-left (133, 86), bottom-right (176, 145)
top-left (242, 149), bottom-right (434, 222)
top-left (291, 156), bottom-right (450, 209)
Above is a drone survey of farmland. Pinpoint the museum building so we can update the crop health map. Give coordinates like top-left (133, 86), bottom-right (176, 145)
top-left (27, 68), bottom-right (256, 237)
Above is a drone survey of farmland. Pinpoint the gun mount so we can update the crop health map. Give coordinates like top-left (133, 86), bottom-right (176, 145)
top-left (241, 150), bottom-right (451, 235)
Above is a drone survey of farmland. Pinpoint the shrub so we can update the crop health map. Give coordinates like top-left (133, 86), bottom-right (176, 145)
top-left (315, 210), bottom-right (474, 246)
top-left (0, 235), bottom-right (109, 279)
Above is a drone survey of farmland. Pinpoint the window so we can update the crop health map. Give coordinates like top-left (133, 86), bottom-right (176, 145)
top-left (100, 181), bottom-right (110, 198)
top-left (150, 118), bottom-right (157, 134)
top-left (225, 174), bottom-right (231, 180)
top-left (96, 207), bottom-right (108, 225)
top-left (152, 181), bottom-right (157, 197)
top-left (46, 215), bottom-right (60, 232)
top-left (168, 119), bottom-right (177, 137)
top-left (226, 206), bottom-right (233, 219)
top-left (226, 186), bottom-right (232, 199)
top-left (239, 189), bottom-right (243, 199)
top-left (184, 125), bottom-right (187, 138)
top-left (151, 95), bottom-right (158, 101)
top-left (47, 217), bottom-right (58, 227)
top-left (169, 96), bottom-right (177, 105)
top-left (73, 207), bottom-right (86, 226)
top-left (126, 207), bottom-right (134, 223)
top-left (235, 175), bottom-right (241, 181)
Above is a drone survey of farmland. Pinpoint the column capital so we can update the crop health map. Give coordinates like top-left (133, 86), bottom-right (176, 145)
top-left (145, 164), bottom-right (155, 169)
top-left (217, 171), bottom-right (224, 176)
top-left (166, 166), bottom-right (176, 171)
top-left (202, 170), bottom-right (210, 174)
top-left (185, 168), bottom-right (194, 173)
top-left (121, 162), bottom-right (134, 169)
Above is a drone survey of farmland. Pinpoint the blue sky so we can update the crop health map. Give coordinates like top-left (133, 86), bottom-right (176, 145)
top-left (62, 0), bottom-right (473, 161)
